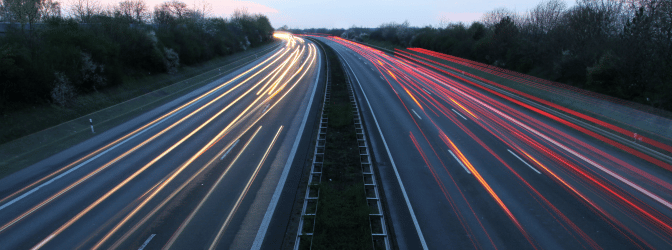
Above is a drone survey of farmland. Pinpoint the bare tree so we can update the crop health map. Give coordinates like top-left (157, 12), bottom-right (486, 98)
top-left (153, 0), bottom-right (191, 25)
top-left (191, 0), bottom-right (210, 19)
top-left (114, 0), bottom-right (147, 23)
top-left (70, 0), bottom-right (101, 22)
top-left (527, 0), bottom-right (567, 34)
top-left (3, 0), bottom-right (43, 31)
top-left (40, 0), bottom-right (60, 20)
top-left (481, 7), bottom-right (517, 28)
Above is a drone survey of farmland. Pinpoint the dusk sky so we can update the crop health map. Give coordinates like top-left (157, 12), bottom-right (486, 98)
top-left (96, 0), bottom-right (573, 29)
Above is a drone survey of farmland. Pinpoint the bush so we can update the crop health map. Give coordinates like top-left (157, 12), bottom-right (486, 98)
top-left (0, 1), bottom-right (274, 113)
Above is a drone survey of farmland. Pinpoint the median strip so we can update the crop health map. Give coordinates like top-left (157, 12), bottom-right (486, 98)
top-left (293, 38), bottom-right (381, 249)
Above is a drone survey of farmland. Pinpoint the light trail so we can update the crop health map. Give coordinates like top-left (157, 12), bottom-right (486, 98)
top-left (206, 126), bottom-right (284, 250)
top-left (0, 45), bottom-right (287, 208)
top-left (323, 36), bottom-right (672, 248)
top-left (29, 41), bottom-right (315, 249)
top-left (1, 46), bottom-right (291, 234)
top-left (161, 125), bottom-right (265, 250)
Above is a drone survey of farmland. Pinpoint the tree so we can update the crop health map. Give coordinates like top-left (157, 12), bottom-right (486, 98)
top-left (70, 0), bottom-right (102, 23)
top-left (3, 0), bottom-right (43, 29)
top-left (153, 0), bottom-right (190, 25)
top-left (527, 0), bottom-right (567, 35)
top-left (40, 0), bottom-right (60, 20)
top-left (114, 0), bottom-right (147, 23)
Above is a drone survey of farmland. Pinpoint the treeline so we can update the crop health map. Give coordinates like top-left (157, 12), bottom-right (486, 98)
top-left (0, 0), bottom-right (273, 112)
top-left (294, 0), bottom-right (672, 111)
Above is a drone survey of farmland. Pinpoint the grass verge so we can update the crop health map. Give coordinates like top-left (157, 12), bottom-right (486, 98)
top-left (309, 39), bottom-right (373, 250)
top-left (0, 41), bottom-right (281, 178)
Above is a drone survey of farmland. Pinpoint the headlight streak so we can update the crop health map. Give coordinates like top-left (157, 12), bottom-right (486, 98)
top-left (105, 110), bottom-right (266, 250)
top-left (161, 125), bottom-right (265, 250)
top-left (256, 46), bottom-right (301, 95)
top-left (30, 42), bottom-right (315, 249)
top-left (267, 45), bottom-right (306, 96)
top-left (99, 41), bottom-right (317, 249)
top-left (1, 47), bottom-right (290, 235)
top-left (104, 43), bottom-right (315, 248)
top-left (0, 46), bottom-right (287, 208)
top-left (206, 126), bottom-right (284, 250)
top-left (326, 36), bottom-right (672, 247)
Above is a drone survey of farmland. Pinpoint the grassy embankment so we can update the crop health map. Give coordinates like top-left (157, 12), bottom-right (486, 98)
top-left (0, 41), bottom-right (280, 178)
top-left (305, 40), bottom-right (373, 250)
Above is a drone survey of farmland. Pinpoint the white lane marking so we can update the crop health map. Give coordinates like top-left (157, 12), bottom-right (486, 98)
top-left (379, 76), bottom-right (384, 80)
top-left (422, 88), bottom-right (431, 95)
top-left (451, 109), bottom-right (468, 120)
top-left (138, 234), bottom-right (156, 250)
top-left (370, 67), bottom-right (374, 71)
top-left (31, 234), bottom-right (54, 250)
top-left (0, 100), bottom-right (192, 211)
top-left (0, 51), bottom-right (275, 212)
top-left (262, 104), bottom-right (270, 113)
top-left (251, 40), bottom-right (322, 249)
top-left (448, 150), bottom-right (471, 174)
top-left (412, 109), bottom-right (422, 120)
top-left (331, 46), bottom-right (429, 250)
top-left (220, 140), bottom-right (240, 160)
top-left (447, 83), bottom-right (672, 210)
top-left (507, 149), bottom-right (541, 174)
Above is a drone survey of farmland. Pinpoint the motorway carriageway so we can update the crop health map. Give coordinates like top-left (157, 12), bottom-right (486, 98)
top-left (0, 33), bottom-right (322, 249)
top-left (316, 36), bottom-right (672, 249)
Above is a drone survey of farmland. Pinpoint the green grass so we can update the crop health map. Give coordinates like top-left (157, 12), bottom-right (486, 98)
top-left (308, 38), bottom-right (374, 250)
top-left (361, 38), bottom-right (404, 51)
top-left (0, 41), bottom-right (281, 178)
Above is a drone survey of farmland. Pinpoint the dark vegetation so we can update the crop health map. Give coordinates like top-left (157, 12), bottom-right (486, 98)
top-left (292, 0), bottom-right (672, 111)
top-left (309, 39), bottom-right (373, 250)
top-left (0, 0), bottom-right (273, 115)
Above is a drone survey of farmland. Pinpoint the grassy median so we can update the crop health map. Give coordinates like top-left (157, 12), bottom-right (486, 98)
top-left (309, 39), bottom-right (373, 250)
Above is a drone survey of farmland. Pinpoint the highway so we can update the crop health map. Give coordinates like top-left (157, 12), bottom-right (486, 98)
top-left (316, 36), bottom-right (672, 249)
top-left (0, 33), bottom-right (322, 250)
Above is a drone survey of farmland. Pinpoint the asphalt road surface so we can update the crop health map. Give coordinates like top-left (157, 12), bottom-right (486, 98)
top-left (317, 36), bottom-right (672, 250)
top-left (0, 34), bottom-right (322, 250)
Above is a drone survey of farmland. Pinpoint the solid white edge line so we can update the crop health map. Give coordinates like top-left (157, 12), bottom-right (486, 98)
top-left (507, 149), bottom-right (541, 174)
top-left (331, 42), bottom-right (429, 250)
top-left (451, 108), bottom-right (468, 120)
top-left (412, 109), bottom-right (422, 120)
top-left (448, 150), bottom-right (471, 174)
top-left (220, 140), bottom-right (240, 160)
top-left (0, 48), bottom-right (281, 212)
top-left (251, 42), bottom-right (321, 249)
top-left (137, 234), bottom-right (156, 250)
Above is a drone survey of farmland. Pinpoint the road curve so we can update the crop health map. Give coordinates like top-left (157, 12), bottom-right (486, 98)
top-left (317, 36), bottom-right (672, 250)
top-left (0, 35), bottom-right (323, 250)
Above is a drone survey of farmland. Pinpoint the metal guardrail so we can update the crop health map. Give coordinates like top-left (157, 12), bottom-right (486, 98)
top-left (344, 61), bottom-right (391, 250)
top-left (294, 39), bottom-right (331, 250)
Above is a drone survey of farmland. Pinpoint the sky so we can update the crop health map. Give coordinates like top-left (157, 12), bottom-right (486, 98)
top-left (96, 0), bottom-right (569, 29)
